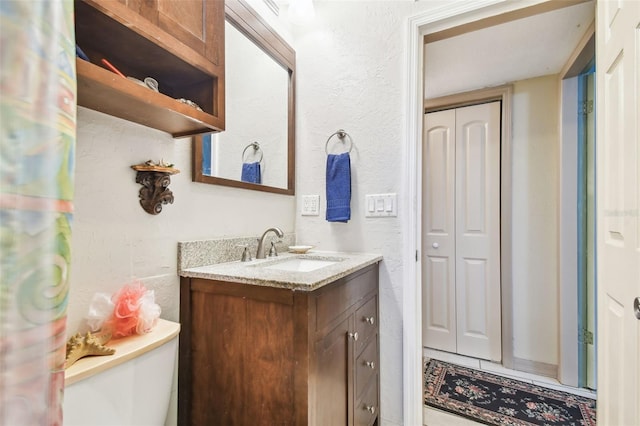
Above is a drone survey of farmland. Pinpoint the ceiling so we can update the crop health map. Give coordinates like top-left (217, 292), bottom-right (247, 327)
top-left (424, 1), bottom-right (595, 99)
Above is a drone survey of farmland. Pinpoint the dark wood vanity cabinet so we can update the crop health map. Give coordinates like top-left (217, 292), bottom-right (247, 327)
top-left (74, 0), bottom-right (225, 136)
top-left (179, 264), bottom-right (380, 425)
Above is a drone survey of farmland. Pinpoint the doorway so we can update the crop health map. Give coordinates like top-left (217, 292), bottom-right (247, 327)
top-left (422, 101), bottom-right (502, 362)
top-left (402, 2), bottom-right (597, 424)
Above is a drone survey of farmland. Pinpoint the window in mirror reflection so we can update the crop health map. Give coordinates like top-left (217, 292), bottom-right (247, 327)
top-left (202, 21), bottom-right (289, 188)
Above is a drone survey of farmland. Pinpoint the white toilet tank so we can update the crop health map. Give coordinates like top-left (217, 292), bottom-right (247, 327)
top-left (63, 319), bottom-right (180, 426)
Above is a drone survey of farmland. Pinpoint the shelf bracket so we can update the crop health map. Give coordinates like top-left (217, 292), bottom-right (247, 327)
top-left (131, 163), bottom-right (180, 215)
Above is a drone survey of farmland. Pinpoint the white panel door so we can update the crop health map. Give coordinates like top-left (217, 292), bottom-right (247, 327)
top-left (455, 103), bottom-right (502, 362)
top-left (422, 102), bottom-right (501, 361)
top-left (596, 0), bottom-right (640, 424)
top-left (422, 109), bottom-right (457, 353)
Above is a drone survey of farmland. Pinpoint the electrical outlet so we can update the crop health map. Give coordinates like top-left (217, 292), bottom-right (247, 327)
top-left (301, 195), bottom-right (320, 216)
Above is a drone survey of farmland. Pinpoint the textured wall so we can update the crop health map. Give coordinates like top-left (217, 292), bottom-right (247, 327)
top-left (70, 107), bottom-right (296, 333)
top-left (71, 107), bottom-right (296, 425)
top-left (291, 2), bottom-right (448, 424)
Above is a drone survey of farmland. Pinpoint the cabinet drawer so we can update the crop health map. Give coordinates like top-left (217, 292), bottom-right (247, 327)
top-left (355, 295), bottom-right (377, 353)
top-left (355, 374), bottom-right (378, 426)
top-left (355, 336), bottom-right (378, 400)
top-left (315, 266), bottom-right (377, 331)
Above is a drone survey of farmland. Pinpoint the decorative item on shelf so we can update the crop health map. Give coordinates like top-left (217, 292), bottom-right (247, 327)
top-left (75, 44), bottom-right (90, 61)
top-left (101, 58), bottom-right (126, 78)
top-left (177, 98), bottom-right (203, 111)
top-left (65, 331), bottom-right (115, 369)
top-left (144, 77), bottom-right (159, 92)
top-left (131, 160), bottom-right (180, 215)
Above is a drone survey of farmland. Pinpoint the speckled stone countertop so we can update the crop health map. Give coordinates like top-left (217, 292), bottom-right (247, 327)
top-left (179, 251), bottom-right (382, 291)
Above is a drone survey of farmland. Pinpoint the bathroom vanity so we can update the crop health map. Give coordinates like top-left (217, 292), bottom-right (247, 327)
top-left (178, 252), bottom-right (381, 425)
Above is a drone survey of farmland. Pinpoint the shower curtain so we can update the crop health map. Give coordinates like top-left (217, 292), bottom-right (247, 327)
top-left (0, 1), bottom-right (76, 424)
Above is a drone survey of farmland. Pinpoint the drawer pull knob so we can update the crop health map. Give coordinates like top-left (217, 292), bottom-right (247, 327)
top-left (365, 405), bottom-right (376, 414)
top-left (348, 331), bottom-right (359, 341)
top-left (365, 360), bottom-right (376, 369)
top-left (364, 316), bottom-right (376, 325)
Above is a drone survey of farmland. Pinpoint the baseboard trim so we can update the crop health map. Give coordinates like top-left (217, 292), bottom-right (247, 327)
top-left (512, 357), bottom-right (558, 379)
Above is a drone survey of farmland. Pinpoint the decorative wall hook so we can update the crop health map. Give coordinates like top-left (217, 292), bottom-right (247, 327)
top-left (131, 160), bottom-right (180, 215)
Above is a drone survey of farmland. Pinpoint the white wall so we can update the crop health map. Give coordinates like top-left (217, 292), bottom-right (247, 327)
top-left (291, 2), bottom-right (449, 425)
top-left (70, 107), bottom-right (296, 424)
top-left (70, 108), bottom-right (296, 332)
top-left (511, 74), bottom-right (560, 366)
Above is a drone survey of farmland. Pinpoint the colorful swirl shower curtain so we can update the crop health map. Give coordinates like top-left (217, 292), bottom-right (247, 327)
top-left (0, 1), bottom-right (76, 424)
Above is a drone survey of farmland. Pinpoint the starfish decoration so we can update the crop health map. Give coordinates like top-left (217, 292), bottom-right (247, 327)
top-left (65, 331), bottom-right (115, 368)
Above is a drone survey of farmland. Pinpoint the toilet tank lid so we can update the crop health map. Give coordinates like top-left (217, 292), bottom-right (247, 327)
top-left (65, 319), bottom-right (180, 386)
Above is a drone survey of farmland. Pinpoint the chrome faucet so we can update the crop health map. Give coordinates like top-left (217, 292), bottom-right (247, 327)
top-left (256, 227), bottom-right (284, 259)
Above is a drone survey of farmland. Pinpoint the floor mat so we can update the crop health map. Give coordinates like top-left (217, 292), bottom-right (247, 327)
top-left (424, 359), bottom-right (596, 426)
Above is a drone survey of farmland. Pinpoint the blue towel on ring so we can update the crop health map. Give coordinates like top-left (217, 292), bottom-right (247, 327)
top-left (326, 152), bottom-right (351, 222)
top-left (241, 162), bottom-right (261, 184)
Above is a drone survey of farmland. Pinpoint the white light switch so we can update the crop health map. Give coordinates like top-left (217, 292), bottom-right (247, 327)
top-left (365, 193), bottom-right (397, 217)
top-left (384, 197), bottom-right (393, 212)
top-left (301, 195), bottom-right (320, 216)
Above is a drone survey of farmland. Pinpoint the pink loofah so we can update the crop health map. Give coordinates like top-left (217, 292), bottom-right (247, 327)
top-left (102, 281), bottom-right (159, 338)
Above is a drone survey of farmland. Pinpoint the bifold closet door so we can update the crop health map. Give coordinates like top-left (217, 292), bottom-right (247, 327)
top-left (422, 108), bottom-right (457, 353)
top-left (422, 102), bottom-right (501, 362)
top-left (454, 103), bottom-right (501, 362)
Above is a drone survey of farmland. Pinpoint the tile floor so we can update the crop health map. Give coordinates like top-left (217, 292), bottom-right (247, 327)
top-left (422, 348), bottom-right (596, 426)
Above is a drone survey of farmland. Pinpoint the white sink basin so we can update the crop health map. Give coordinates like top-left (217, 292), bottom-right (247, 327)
top-left (262, 257), bottom-right (340, 273)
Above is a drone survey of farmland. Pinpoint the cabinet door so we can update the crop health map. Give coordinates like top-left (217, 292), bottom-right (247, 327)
top-left (244, 299), bottom-right (295, 424)
top-left (316, 316), bottom-right (351, 425)
top-left (190, 292), bottom-right (245, 425)
top-left (117, 0), bottom-right (223, 65)
top-left (186, 284), bottom-right (295, 425)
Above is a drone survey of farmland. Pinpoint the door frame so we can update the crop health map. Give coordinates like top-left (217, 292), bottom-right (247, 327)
top-left (402, 1), bottom-right (592, 424)
top-left (423, 87), bottom-right (513, 366)
top-left (558, 20), bottom-right (595, 388)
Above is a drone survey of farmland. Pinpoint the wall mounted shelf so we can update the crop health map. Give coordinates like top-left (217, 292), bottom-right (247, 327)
top-left (74, 0), bottom-right (225, 137)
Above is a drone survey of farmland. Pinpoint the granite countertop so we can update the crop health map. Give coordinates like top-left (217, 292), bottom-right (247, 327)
top-left (179, 251), bottom-right (382, 291)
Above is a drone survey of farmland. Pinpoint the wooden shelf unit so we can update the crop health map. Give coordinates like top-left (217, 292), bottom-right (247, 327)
top-left (74, 0), bottom-right (225, 137)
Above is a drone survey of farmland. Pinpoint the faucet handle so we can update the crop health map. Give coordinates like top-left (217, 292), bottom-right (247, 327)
top-left (267, 241), bottom-right (278, 257)
top-left (237, 244), bottom-right (252, 262)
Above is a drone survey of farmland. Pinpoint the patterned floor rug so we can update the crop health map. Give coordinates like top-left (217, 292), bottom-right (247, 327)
top-left (424, 359), bottom-right (596, 426)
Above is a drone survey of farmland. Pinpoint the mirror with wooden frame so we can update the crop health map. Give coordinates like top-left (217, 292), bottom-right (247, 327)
top-left (192, 0), bottom-right (295, 195)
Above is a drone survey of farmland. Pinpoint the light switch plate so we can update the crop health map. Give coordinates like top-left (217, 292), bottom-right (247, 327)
top-left (301, 195), bottom-right (320, 216)
top-left (365, 193), bottom-right (397, 217)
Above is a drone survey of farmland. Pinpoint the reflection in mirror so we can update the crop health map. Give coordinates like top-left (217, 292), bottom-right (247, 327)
top-left (193, 0), bottom-right (295, 195)
top-left (206, 21), bottom-right (288, 187)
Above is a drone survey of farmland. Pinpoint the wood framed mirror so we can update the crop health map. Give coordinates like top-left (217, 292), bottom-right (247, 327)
top-left (192, 0), bottom-right (295, 195)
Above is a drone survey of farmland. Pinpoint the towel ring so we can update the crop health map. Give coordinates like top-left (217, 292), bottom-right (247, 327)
top-left (242, 141), bottom-right (263, 163)
top-left (325, 129), bottom-right (353, 155)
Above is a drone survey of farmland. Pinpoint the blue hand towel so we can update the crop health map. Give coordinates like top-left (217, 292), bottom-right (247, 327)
top-left (326, 152), bottom-right (351, 222)
top-left (241, 162), bottom-right (261, 184)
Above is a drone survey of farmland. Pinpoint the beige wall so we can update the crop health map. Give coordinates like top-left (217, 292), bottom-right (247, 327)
top-left (511, 74), bottom-right (560, 366)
